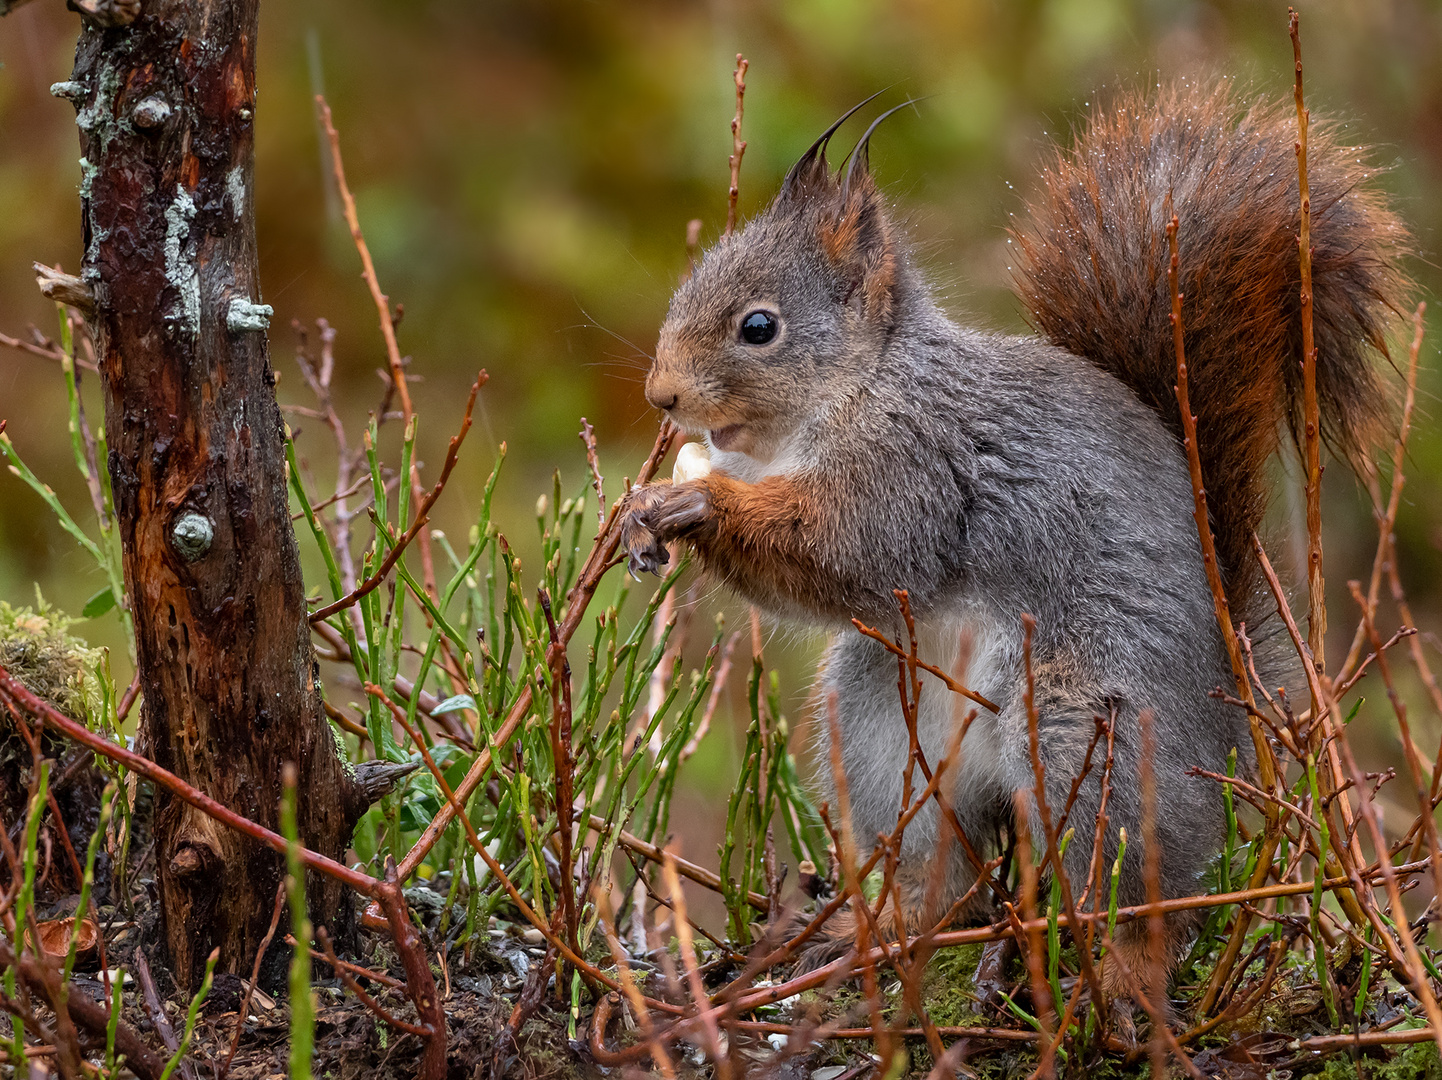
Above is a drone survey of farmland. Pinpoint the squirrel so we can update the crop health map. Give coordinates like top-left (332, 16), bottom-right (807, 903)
top-left (618, 81), bottom-right (1408, 1005)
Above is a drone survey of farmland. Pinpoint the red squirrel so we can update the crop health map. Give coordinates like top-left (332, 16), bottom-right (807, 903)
top-left (619, 82), bottom-right (1408, 1004)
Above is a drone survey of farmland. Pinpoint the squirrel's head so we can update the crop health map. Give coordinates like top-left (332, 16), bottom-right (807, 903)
top-left (646, 103), bottom-right (912, 460)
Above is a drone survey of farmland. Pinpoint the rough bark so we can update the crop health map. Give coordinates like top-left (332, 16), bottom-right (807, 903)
top-left (66, 0), bottom-right (369, 989)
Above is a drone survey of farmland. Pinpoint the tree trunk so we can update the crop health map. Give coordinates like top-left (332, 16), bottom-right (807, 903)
top-left (67, 0), bottom-right (369, 989)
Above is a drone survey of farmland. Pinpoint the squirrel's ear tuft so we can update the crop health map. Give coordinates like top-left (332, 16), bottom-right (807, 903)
top-left (780, 92), bottom-right (887, 204)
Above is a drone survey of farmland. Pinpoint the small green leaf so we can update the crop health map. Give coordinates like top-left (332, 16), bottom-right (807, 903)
top-left (82, 587), bottom-right (116, 619)
top-left (431, 693), bottom-right (477, 715)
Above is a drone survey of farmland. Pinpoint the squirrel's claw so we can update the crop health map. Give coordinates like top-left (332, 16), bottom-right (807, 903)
top-left (618, 480), bottom-right (708, 578)
top-left (626, 543), bottom-right (670, 580)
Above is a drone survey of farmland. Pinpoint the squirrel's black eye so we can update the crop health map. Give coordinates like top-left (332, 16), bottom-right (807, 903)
top-left (739, 310), bottom-right (778, 345)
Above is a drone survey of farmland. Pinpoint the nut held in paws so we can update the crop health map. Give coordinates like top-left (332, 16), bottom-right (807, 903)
top-left (673, 442), bottom-right (712, 483)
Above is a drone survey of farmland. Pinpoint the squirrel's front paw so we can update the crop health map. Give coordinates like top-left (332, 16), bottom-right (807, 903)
top-left (618, 481), bottom-right (710, 577)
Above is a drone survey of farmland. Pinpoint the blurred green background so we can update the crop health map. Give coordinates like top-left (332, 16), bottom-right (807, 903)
top-left (3, 0), bottom-right (1441, 895)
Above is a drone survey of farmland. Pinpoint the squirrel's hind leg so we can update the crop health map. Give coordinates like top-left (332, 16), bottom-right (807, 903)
top-left (1006, 662), bottom-right (1216, 1019)
top-left (796, 630), bottom-right (1003, 969)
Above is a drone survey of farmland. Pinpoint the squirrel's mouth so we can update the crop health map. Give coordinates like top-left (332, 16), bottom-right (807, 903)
top-left (708, 424), bottom-right (746, 452)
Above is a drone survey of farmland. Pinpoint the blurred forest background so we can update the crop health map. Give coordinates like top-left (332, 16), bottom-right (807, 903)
top-left (2, 0), bottom-right (1441, 909)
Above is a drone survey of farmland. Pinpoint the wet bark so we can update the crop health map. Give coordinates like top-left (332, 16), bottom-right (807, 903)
top-left (66, 0), bottom-right (368, 989)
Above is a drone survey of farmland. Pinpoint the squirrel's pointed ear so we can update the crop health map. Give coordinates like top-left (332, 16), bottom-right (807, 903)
top-left (822, 173), bottom-right (898, 325)
top-left (822, 102), bottom-right (916, 326)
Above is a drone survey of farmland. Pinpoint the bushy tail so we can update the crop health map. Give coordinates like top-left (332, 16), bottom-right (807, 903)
top-left (1011, 81), bottom-right (1409, 608)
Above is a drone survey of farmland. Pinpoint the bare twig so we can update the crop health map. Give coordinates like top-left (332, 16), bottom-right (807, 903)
top-left (0, 939), bottom-right (163, 1080)
top-left (663, 855), bottom-right (732, 1078)
top-left (316, 98), bottom-right (411, 421)
top-left (1347, 580), bottom-right (1442, 911)
top-left (220, 884), bottom-right (286, 1080)
top-left (1291, 8), bottom-right (1326, 677)
top-left (375, 862), bottom-right (447, 1080)
top-left (313, 927), bottom-right (432, 1037)
top-left (851, 616), bottom-right (999, 713)
top-left (0, 664), bottom-right (380, 898)
top-left (1341, 302), bottom-right (1426, 680)
top-left (136, 950), bottom-right (198, 1080)
top-left (725, 55), bottom-right (749, 237)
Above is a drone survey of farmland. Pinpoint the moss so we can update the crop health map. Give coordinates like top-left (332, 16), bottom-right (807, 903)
top-left (0, 597), bottom-right (108, 885)
top-left (919, 943), bottom-right (987, 1028)
top-left (0, 596), bottom-right (103, 723)
top-left (1319, 1039), bottom-right (1442, 1080)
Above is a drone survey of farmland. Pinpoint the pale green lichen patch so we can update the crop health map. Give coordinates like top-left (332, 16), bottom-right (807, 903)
top-left (226, 166), bottom-right (246, 220)
top-left (78, 157), bottom-right (98, 199)
top-left (227, 297), bottom-right (273, 333)
top-left (1318, 1038), bottom-right (1442, 1079)
top-left (164, 186), bottom-right (200, 337)
top-left (75, 62), bottom-right (126, 156)
top-left (919, 942), bottom-right (987, 1028)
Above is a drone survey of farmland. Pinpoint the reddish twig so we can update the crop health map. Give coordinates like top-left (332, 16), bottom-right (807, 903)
top-left (0, 939), bottom-right (163, 1080)
top-left (220, 884), bottom-right (286, 1080)
top-left (309, 373), bottom-right (484, 623)
top-left (375, 863), bottom-right (447, 1080)
top-left (1328, 694), bottom-right (1442, 1058)
top-left (680, 630), bottom-right (740, 763)
top-left (116, 675), bottom-right (141, 724)
top-left (663, 855), bottom-right (732, 1078)
top-left (1188, 768), bottom-right (1318, 830)
top-left (851, 616), bottom-right (999, 713)
top-left (1340, 301), bottom-right (1426, 680)
top-left (0, 664), bottom-right (379, 898)
top-left (291, 940), bottom-right (404, 990)
top-left (1170, 210), bottom-right (1290, 1018)
top-left (585, 814), bottom-right (767, 911)
top-left (316, 97), bottom-right (411, 421)
top-left (367, 683), bottom-right (672, 1009)
top-left (595, 889), bottom-right (677, 1077)
top-left (313, 927), bottom-right (432, 1038)
top-left (1347, 580), bottom-right (1442, 912)
top-left (1166, 214), bottom-right (1260, 715)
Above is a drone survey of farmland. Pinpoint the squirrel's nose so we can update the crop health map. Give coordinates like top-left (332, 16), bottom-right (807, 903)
top-left (645, 376), bottom-right (679, 412)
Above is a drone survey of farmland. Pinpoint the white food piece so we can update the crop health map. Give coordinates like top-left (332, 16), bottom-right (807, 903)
top-left (673, 441), bottom-right (712, 483)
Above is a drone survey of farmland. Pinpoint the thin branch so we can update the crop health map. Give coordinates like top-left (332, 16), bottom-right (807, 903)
top-left (0, 663), bottom-right (380, 898)
top-left (395, 419), bottom-right (679, 881)
top-left (1290, 8), bottom-right (1327, 682)
top-left (316, 97), bottom-right (412, 421)
top-left (851, 616), bottom-right (999, 712)
top-left (725, 55), bottom-right (749, 237)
